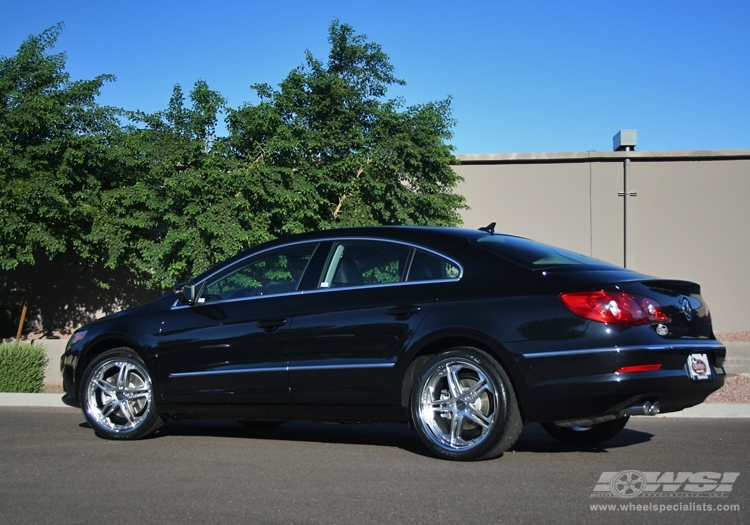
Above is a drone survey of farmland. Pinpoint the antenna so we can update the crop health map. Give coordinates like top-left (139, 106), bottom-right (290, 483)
top-left (478, 222), bottom-right (496, 234)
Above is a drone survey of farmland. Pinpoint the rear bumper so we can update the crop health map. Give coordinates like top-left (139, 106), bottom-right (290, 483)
top-left (516, 342), bottom-right (726, 423)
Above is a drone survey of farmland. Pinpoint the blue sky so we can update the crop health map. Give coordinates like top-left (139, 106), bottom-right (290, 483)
top-left (2, 0), bottom-right (748, 154)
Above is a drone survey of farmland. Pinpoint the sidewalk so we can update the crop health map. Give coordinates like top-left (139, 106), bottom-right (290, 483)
top-left (1, 393), bottom-right (749, 417)
top-left (0, 393), bottom-right (73, 407)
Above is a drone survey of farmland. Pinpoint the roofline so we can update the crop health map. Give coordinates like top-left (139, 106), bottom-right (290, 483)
top-left (455, 149), bottom-right (750, 165)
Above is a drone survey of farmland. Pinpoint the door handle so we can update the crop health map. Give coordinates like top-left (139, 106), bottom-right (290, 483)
top-left (257, 318), bottom-right (288, 332)
top-left (386, 305), bottom-right (421, 320)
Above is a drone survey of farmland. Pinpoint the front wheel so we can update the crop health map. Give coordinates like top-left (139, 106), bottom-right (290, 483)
top-left (541, 416), bottom-right (629, 446)
top-left (80, 348), bottom-right (163, 440)
top-left (410, 348), bottom-right (522, 461)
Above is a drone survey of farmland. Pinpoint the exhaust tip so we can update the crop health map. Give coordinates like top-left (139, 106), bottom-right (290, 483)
top-left (621, 401), bottom-right (656, 417)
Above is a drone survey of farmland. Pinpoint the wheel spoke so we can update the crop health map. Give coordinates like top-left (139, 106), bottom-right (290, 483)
top-left (94, 377), bottom-right (116, 396)
top-left (124, 388), bottom-right (150, 402)
top-left (446, 365), bottom-right (463, 398)
top-left (100, 398), bottom-right (119, 418)
top-left (116, 363), bottom-right (131, 390)
top-left (464, 404), bottom-right (492, 429)
top-left (463, 377), bottom-right (489, 402)
top-left (449, 411), bottom-right (462, 445)
top-left (120, 398), bottom-right (137, 426)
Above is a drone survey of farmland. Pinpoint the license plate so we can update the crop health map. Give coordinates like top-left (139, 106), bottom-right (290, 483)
top-left (686, 353), bottom-right (712, 381)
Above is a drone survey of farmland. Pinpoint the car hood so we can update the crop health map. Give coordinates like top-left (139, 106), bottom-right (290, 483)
top-left (84, 293), bottom-right (175, 327)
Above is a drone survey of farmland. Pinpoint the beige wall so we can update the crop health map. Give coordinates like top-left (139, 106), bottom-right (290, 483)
top-left (454, 151), bottom-right (750, 333)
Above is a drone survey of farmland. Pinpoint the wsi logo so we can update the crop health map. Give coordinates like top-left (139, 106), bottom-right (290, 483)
top-left (591, 471), bottom-right (740, 499)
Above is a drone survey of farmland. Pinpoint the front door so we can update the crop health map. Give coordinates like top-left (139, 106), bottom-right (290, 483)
top-left (157, 243), bottom-right (319, 405)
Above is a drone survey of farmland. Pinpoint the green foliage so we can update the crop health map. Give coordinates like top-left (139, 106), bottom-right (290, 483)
top-left (0, 341), bottom-right (48, 393)
top-left (362, 260), bottom-right (401, 285)
top-left (88, 81), bottom-right (273, 288)
top-left (0, 23), bottom-right (119, 271)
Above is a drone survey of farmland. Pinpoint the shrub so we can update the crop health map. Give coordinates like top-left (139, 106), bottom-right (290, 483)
top-left (0, 342), bottom-right (49, 392)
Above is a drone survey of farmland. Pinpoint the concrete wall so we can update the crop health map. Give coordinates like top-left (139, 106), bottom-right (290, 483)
top-left (0, 256), bottom-right (164, 337)
top-left (454, 150), bottom-right (750, 334)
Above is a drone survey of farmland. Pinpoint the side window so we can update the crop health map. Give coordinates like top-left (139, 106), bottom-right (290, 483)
top-left (201, 243), bottom-right (317, 302)
top-left (406, 250), bottom-right (460, 282)
top-left (320, 241), bottom-right (411, 289)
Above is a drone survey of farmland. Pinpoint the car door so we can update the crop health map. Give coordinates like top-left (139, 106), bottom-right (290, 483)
top-left (157, 242), bottom-right (319, 405)
top-left (287, 240), bottom-right (461, 406)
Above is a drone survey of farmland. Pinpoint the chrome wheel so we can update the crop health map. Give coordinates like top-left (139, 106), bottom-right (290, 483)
top-left (411, 348), bottom-right (521, 460)
top-left (417, 358), bottom-right (498, 451)
top-left (81, 349), bottom-right (162, 439)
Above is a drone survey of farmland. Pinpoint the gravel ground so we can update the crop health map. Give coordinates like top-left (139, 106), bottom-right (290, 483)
top-left (715, 331), bottom-right (750, 342)
top-left (705, 374), bottom-right (750, 403)
top-left (707, 332), bottom-right (750, 403)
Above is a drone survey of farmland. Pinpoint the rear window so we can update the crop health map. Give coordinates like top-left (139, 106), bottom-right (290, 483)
top-left (471, 235), bottom-right (617, 270)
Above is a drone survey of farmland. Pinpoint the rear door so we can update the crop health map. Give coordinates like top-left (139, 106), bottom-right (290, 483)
top-left (287, 240), bottom-right (460, 405)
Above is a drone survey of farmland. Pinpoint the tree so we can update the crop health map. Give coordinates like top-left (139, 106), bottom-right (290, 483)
top-left (227, 20), bottom-right (466, 234)
top-left (0, 23), bottom-right (119, 271)
top-left (89, 81), bottom-right (273, 289)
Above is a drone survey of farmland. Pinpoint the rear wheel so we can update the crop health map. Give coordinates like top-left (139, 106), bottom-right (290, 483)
top-left (541, 416), bottom-right (629, 446)
top-left (80, 348), bottom-right (163, 440)
top-left (410, 348), bottom-right (522, 461)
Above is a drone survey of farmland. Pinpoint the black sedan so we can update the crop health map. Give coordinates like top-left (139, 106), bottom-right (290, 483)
top-left (61, 226), bottom-right (725, 460)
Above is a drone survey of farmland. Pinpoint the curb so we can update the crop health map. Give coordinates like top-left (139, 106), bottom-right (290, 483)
top-left (0, 393), bottom-right (71, 408)
top-left (0, 394), bottom-right (749, 418)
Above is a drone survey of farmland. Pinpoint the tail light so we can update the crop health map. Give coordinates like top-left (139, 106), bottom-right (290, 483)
top-left (560, 291), bottom-right (667, 326)
top-left (615, 364), bottom-right (662, 374)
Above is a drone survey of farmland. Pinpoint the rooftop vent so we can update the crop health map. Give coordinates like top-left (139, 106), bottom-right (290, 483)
top-left (613, 130), bottom-right (637, 151)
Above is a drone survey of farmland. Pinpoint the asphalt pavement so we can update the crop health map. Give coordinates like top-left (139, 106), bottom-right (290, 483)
top-left (0, 407), bottom-right (747, 525)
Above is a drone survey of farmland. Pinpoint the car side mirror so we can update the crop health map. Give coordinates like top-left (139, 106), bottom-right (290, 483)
top-left (175, 283), bottom-right (196, 305)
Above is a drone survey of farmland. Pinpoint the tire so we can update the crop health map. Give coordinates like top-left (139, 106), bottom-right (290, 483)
top-left (541, 416), bottom-right (629, 446)
top-left (80, 348), bottom-right (163, 440)
top-left (410, 347), bottom-right (522, 461)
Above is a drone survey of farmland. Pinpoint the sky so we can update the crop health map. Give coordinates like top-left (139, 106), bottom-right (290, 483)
top-left (1, 0), bottom-right (748, 154)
